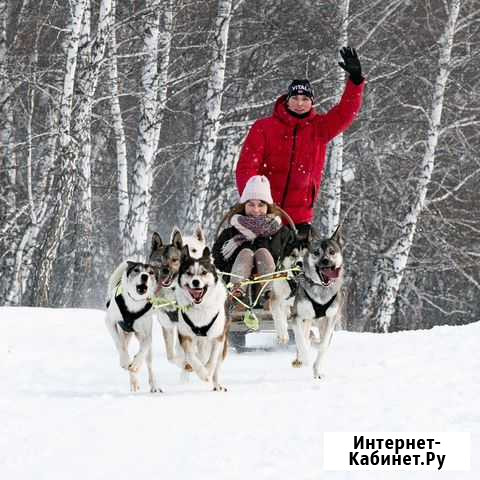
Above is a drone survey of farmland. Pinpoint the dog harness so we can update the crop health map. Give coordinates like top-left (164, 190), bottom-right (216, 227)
top-left (286, 277), bottom-right (299, 299)
top-left (107, 294), bottom-right (153, 333)
top-left (164, 310), bottom-right (178, 323)
top-left (180, 311), bottom-right (219, 337)
top-left (303, 288), bottom-right (337, 319)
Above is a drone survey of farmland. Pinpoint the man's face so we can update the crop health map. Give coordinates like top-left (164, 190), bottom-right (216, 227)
top-left (287, 95), bottom-right (312, 114)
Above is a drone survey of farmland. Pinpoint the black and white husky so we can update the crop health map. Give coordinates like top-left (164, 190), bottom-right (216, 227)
top-left (104, 261), bottom-right (160, 392)
top-left (175, 246), bottom-right (229, 391)
top-left (291, 226), bottom-right (344, 379)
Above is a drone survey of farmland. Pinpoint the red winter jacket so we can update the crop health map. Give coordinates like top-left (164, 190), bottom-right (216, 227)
top-left (236, 79), bottom-right (365, 225)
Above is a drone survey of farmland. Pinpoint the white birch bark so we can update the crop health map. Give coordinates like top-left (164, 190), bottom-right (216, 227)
top-left (185, 0), bottom-right (233, 227)
top-left (323, 0), bottom-right (349, 236)
top-left (374, 0), bottom-right (462, 332)
top-left (0, 0), bottom-right (17, 298)
top-left (125, 1), bottom-right (173, 258)
top-left (5, 107), bottom-right (57, 305)
top-left (204, 14), bottom-right (245, 235)
top-left (70, 0), bottom-right (113, 305)
top-left (108, 0), bottom-right (129, 249)
top-left (34, 0), bottom-right (88, 306)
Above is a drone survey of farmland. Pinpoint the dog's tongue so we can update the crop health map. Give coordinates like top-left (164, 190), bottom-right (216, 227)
top-left (325, 267), bottom-right (340, 279)
top-left (188, 287), bottom-right (205, 302)
top-left (320, 267), bottom-right (341, 282)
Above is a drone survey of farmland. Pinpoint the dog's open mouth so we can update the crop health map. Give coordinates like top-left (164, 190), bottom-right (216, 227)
top-left (136, 284), bottom-right (148, 295)
top-left (160, 272), bottom-right (174, 287)
top-left (317, 266), bottom-right (341, 285)
top-left (187, 286), bottom-right (207, 304)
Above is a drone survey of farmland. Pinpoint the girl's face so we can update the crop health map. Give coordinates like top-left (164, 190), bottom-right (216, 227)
top-left (245, 199), bottom-right (268, 217)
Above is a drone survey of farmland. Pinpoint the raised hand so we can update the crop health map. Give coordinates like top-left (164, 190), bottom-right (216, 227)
top-left (338, 46), bottom-right (363, 85)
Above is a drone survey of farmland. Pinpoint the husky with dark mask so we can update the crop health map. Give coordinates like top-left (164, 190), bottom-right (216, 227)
top-left (291, 226), bottom-right (344, 379)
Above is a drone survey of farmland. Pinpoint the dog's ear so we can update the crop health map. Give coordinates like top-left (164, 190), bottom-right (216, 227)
top-left (126, 261), bottom-right (139, 276)
top-left (181, 244), bottom-right (191, 260)
top-left (331, 224), bottom-right (345, 248)
top-left (306, 226), bottom-right (317, 247)
top-left (170, 226), bottom-right (183, 250)
top-left (151, 232), bottom-right (163, 252)
top-left (194, 224), bottom-right (206, 243)
top-left (201, 246), bottom-right (211, 259)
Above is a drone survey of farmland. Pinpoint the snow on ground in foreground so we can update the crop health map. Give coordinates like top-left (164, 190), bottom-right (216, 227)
top-left (0, 306), bottom-right (478, 480)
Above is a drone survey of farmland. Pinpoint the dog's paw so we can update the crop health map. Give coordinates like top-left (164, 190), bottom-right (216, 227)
top-left (198, 368), bottom-right (210, 382)
top-left (291, 358), bottom-right (303, 368)
top-left (276, 334), bottom-right (289, 345)
top-left (213, 385), bottom-right (227, 392)
top-left (130, 378), bottom-right (140, 392)
top-left (313, 370), bottom-right (326, 381)
top-left (150, 386), bottom-right (163, 393)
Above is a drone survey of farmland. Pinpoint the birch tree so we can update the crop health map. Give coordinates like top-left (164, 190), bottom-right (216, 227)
top-left (322, 0), bottom-right (349, 236)
top-left (372, 0), bottom-right (462, 332)
top-left (185, 0), bottom-right (233, 229)
top-left (108, 0), bottom-right (129, 253)
top-left (125, 0), bottom-right (173, 259)
top-left (33, 0), bottom-right (88, 306)
top-left (0, 0), bottom-right (17, 298)
top-left (70, 0), bottom-right (113, 306)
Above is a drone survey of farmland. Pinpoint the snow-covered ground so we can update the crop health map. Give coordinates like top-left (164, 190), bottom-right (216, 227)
top-left (1, 306), bottom-right (478, 479)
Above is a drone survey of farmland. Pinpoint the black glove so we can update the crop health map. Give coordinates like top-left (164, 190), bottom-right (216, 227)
top-left (339, 46), bottom-right (363, 85)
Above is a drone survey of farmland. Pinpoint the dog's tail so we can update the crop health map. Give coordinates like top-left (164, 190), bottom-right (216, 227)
top-left (107, 261), bottom-right (129, 297)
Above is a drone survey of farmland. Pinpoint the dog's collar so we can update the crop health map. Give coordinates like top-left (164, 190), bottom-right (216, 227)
top-left (180, 311), bottom-right (219, 337)
top-left (114, 294), bottom-right (152, 332)
top-left (302, 287), bottom-right (337, 319)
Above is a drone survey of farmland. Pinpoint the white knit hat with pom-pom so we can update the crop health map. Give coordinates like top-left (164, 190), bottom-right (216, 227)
top-left (239, 175), bottom-right (273, 204)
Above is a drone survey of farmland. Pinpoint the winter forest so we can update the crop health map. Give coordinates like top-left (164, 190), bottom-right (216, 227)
top-left (0, 0), bottom-right (478, 333)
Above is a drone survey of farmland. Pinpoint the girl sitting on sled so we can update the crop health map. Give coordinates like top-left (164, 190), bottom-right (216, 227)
top-left (212, 175), bottom-right (295, 311)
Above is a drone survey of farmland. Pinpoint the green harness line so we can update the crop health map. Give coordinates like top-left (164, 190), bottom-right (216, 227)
top-left (113, 266), bottom-right (301, 331)
top-left (217, 266), bottom-right (301, 331)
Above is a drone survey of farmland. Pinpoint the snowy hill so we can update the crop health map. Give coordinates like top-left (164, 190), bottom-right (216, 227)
top-left (1, 306), bottom-right (478, 479)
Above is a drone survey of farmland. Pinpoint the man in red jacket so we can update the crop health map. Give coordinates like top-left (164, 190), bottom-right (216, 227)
top-left (236, 47), bottom-right (365, 238)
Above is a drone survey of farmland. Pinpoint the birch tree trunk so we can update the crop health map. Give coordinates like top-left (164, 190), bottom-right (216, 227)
top-left (70, 0), bottom-right (113, 306)
top-left (322, 0), bottom-right (349, 236)
top-left (108, 0), bottom-right (129, 253)
top-left (374, 0), bottom-right (462, 332)
top-left (0, 0), bottom-right (17, 299)
top-left (204, 13), bottom-right (246, 236)
top-left (125, 1), bottom-right (173, 259)
top-left (5, 107), bottom-right (57, 305)
top-left (185, 0), bottom-right (233, 228)
top-left (33, 0), bottom-right (88, 306)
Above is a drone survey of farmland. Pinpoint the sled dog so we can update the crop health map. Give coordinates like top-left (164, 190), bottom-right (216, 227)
top-left (182, 225), bottom-right (207, 259)
top-left (291, 226), bottom-right (344, 379)
top-left (105, 260), bottom-right (160, 392)
top-left (149, 228), bottom-right (185, 368)
top-left (175, 245), bottom-right (229, 391)
top-left (270, 235), bottom-right (310, 344)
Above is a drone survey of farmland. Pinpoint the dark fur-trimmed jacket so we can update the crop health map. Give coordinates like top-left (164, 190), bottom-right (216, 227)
top-left (212, 223), bottom-right (294, 277)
